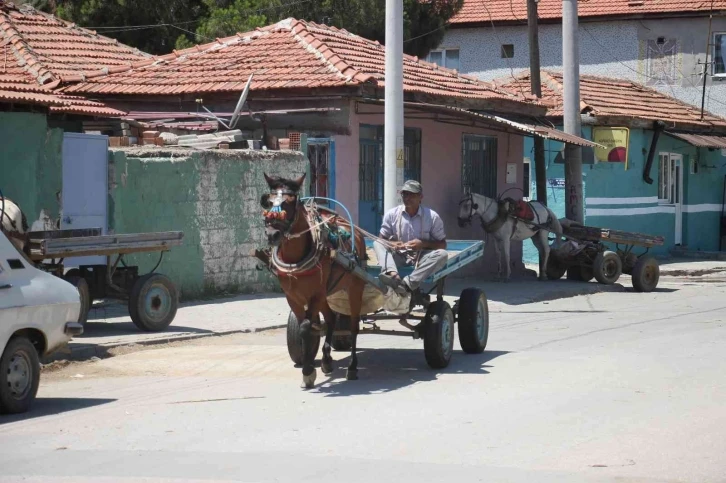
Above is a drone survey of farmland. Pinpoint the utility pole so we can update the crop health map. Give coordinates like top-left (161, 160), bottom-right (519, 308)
top-left (562, 0), bottom-right (584, 224)
top-left (527, 0), bottom-right (547, 206)
top-left (384, 0), bottom-right (404, 213)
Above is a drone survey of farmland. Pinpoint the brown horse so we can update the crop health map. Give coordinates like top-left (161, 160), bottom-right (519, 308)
top-left (260, 172), bottom-right (366, 389)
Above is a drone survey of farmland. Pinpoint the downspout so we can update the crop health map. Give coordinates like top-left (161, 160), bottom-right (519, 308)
top-left (643, 120), bottom-right (666, 184)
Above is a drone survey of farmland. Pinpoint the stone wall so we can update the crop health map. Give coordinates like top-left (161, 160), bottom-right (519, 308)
top-left (109, 147), bottom-right (309, 299)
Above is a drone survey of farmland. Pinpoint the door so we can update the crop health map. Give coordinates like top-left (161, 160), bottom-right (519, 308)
top-left (307, 138), bottom-right (335, 202)
top-left (61, 133), bottom-right (109, 266)
top-left (672, 154), bottom-right (683, 245)
top-left (359, 138), bottom-right (383, 234)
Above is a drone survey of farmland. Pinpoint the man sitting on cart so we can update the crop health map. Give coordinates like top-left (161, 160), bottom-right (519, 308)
top-left (373, 180), bottom-right (449, 295)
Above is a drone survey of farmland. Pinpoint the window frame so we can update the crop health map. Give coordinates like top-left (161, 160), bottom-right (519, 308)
top-left (426, 47), bottom-right (461, 71)
top-left (714, 32), bottom-right (726, 77)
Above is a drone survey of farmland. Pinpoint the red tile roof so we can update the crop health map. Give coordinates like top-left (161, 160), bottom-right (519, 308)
top-left (0, 1), bottom-right (151, 85)
top-left (62, 18), bottom-right (532, 108)
top-left (498, 70), bottom-right (726, 130)
top-left (451, 0), bottom-right (726, 25)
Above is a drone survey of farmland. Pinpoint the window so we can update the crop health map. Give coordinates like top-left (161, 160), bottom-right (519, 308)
top-left (462, 135), bottom-right (498, 198)
top-left (715, 33), bottom-right (725, 76)
top-left (307, 141), bottom-right (331, 200)
top-left (501, 44), bottom-right (514, 59)
top-left (427, 48), bottom-right (460, 71)
top-left (523, 157), bottom-right (531, 200)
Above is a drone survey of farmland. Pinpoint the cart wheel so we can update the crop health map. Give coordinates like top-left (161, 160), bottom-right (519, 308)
top-left (286, 311), bottom-right (321, 365)
top-left (423, 301), bottom-right (455, 369)
top-left (0, 336), bottom-right (40, 414)
top-left (128, 273), bottom-right (178, 332)
top-left (457, 288), bottom-right (489, 354)
top-left (593, 251), bottom-right (622, 285)
top-left (331, 313), bottom-right (353, 351)
top-left (632, 256), bottom-right (660, 293)
top-left (546, 257), bottom-right (567, 280)
top-left (570, 265), bottom-right (594, 282)
top-left (65, 275), bottom-right (90, 326)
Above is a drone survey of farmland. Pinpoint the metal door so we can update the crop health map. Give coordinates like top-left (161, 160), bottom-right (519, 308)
top-left (671, 154), bottom-right (683, 245)
top-left (359, 139), bottom-right (383, 234)
top-left (61, 133), bottom-right (109, 266)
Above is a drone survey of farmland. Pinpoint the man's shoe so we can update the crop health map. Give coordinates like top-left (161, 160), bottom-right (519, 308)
top-left (380, 272), bottom-right (408, 295)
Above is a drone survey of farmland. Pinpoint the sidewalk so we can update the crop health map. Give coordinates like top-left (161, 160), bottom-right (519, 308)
top-left (48, 258), bottom-right (723, 362)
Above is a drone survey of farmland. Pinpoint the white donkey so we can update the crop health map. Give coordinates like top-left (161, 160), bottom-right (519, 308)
top-left (457, 192), bottom-right (562, 281)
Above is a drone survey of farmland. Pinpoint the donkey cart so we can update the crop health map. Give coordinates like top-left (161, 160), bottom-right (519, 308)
top-left (26, 228), bottom-right (184, 332)
top-left (546, 221), bottom-right (664, 292)
top-left (286, 238), bottom-right (489, 370)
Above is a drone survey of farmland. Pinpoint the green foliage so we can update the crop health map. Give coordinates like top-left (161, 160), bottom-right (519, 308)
top-left (28, 0), bottom-right (462, 58)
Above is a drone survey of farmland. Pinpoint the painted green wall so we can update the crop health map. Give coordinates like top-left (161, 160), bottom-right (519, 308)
top-left (110, 148), bottom-right (309, 300)
top-left (0, 111), bottom-right (64, 222)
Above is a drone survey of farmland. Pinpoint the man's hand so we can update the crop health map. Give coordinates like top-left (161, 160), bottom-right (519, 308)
top-left (404, 239), bottom-right (425, 251)
top-left (403, 238), bottom-right (447, 251)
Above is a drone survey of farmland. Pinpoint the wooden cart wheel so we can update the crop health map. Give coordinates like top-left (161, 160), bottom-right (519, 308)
top-left (423, 301), bottom-right (455, 369)
top-left (128, 273), bottom-right (178, 332)
top-left (65, 275), bottom-right (90, 326)
top-left (546, 257), bottom-right (568, 280)
top-left (632, 256), bottom-right (660, 292)
top-left (457, 288), bottom-right (489, 354)
top-left (593, 251), bottom-right (622, 285)
top-left (331, 313), bottom-right (353, 351)
top-left (286, 311), bottom-right (320, 365)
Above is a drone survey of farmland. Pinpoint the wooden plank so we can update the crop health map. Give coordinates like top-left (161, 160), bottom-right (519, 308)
top-left (29, 231), bottom-right (184, 260)
top-left (563, 224), bottom-right (664, 247)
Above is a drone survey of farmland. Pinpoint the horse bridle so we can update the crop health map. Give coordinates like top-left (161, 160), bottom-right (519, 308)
top-left (458, 193), bottom-right (477, 225)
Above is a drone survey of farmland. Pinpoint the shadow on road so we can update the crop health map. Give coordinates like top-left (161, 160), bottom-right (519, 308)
top-left (0, 397), bottom-right (116, 424)
top-left (77, 321), bottom-right (213, 339)
top-left (312, 349), bottom-right (510, 397)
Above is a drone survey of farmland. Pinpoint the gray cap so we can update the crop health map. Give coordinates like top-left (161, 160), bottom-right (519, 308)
top-left (401, 179), bottom-right (422, 194)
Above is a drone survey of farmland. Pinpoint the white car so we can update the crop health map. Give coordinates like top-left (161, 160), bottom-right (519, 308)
top-left (0, 231), bottom-right (82, 414)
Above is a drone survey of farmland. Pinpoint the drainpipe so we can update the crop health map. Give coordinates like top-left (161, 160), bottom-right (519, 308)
top-left (643, 120), bottom-right (666, 184)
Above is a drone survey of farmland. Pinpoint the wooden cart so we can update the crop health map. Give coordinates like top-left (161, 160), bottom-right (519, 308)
top-left (546, 221), bottom-right (664, 292)
top-left (27, 228), bottom-right (184, 332)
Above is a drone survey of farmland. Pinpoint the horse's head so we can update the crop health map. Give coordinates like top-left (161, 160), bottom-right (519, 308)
top-left (260, 172), bottom-right (306, 246)
top-left (457, 193), bottom-right (478, 228)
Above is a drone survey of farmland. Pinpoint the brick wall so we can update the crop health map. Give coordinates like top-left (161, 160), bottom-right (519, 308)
top-left (109, 147), bottom-right (309, 300)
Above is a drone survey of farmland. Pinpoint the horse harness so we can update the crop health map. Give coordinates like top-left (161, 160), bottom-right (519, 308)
top-left (460, 193), bottom-right (551, 237)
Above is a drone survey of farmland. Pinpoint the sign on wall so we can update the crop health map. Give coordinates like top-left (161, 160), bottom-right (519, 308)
top-left (593, 127), bottom-right (630, 167)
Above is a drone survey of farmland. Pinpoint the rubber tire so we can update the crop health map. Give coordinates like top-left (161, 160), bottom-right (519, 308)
top-left (457, 288), bottom-right (489, 354)
top-left (570, 265), bottom-right (594, 282)
top-left (546, 257), bottom-right (568, 280)
top-left (65, 275), bottom-right (90, 326)
top-left (0, 337), bottom-right (40, 415)
top-left (593, 251), bottom-right (623, 285)
top-left (331, 313), bottom-right (353, 352)
top-left (632, 256), bottom-right (660, 293)
top-left (423, 301), bottom-right (455, 369)
top-left (128, 273), bottom-right (178, 332)
top-left (286, 311), bottom-right (321, 365)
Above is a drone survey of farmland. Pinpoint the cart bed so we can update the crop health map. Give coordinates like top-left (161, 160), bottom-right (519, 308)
top-left (28, 230), bottom-right (184, 261)
top-left (562, 223), bottom-right (664, 247)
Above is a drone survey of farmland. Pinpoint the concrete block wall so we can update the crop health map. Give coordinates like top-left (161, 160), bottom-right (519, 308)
top-left (109, 147), bottom-right (309, 300)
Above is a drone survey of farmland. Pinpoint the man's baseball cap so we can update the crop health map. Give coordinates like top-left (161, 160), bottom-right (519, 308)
top-left (401, 179), bottom-right (422, 194)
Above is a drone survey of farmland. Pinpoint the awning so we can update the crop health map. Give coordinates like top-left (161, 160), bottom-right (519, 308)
top-left (666, 131), bottom-right (726, 149)
top-left (364, 100), bottom-right (603, 148)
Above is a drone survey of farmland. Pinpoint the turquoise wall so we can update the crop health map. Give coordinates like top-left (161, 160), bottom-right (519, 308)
top-left (0, 111), bottom-right (64, 222)
top-left (524, 125), bottom-right (726, 263)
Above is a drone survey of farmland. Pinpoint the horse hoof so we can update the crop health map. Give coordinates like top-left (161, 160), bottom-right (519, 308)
top-left (538, 276), bottom-right (548, 282)
top-left (301, 369), bottom-right (317, 389)
top-left (321, 359), bottom-right (333, 375)
top-left (346, 369), bottom-right (358, 381)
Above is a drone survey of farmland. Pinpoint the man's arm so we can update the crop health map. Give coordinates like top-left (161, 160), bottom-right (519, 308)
top-left (405, 210), bottom-right (447, 251)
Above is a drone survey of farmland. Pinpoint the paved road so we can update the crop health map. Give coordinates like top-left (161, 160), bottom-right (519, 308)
top-left (2, 277), bottom-right (725, 482)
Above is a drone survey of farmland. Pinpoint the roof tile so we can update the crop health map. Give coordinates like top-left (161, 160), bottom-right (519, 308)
top-left (451, 0), bottom-right (726, 25)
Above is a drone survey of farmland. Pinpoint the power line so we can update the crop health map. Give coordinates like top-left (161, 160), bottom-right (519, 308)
top-left (479, 0), bottom-right (528, 97)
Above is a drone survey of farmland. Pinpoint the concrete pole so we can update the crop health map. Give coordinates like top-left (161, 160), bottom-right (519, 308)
top-left (527, 0), bottom-right (548, 206)
top-left (384, 0), bottom-right (405, 213)
top-left (562, 0), bottom-right (584, 224)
